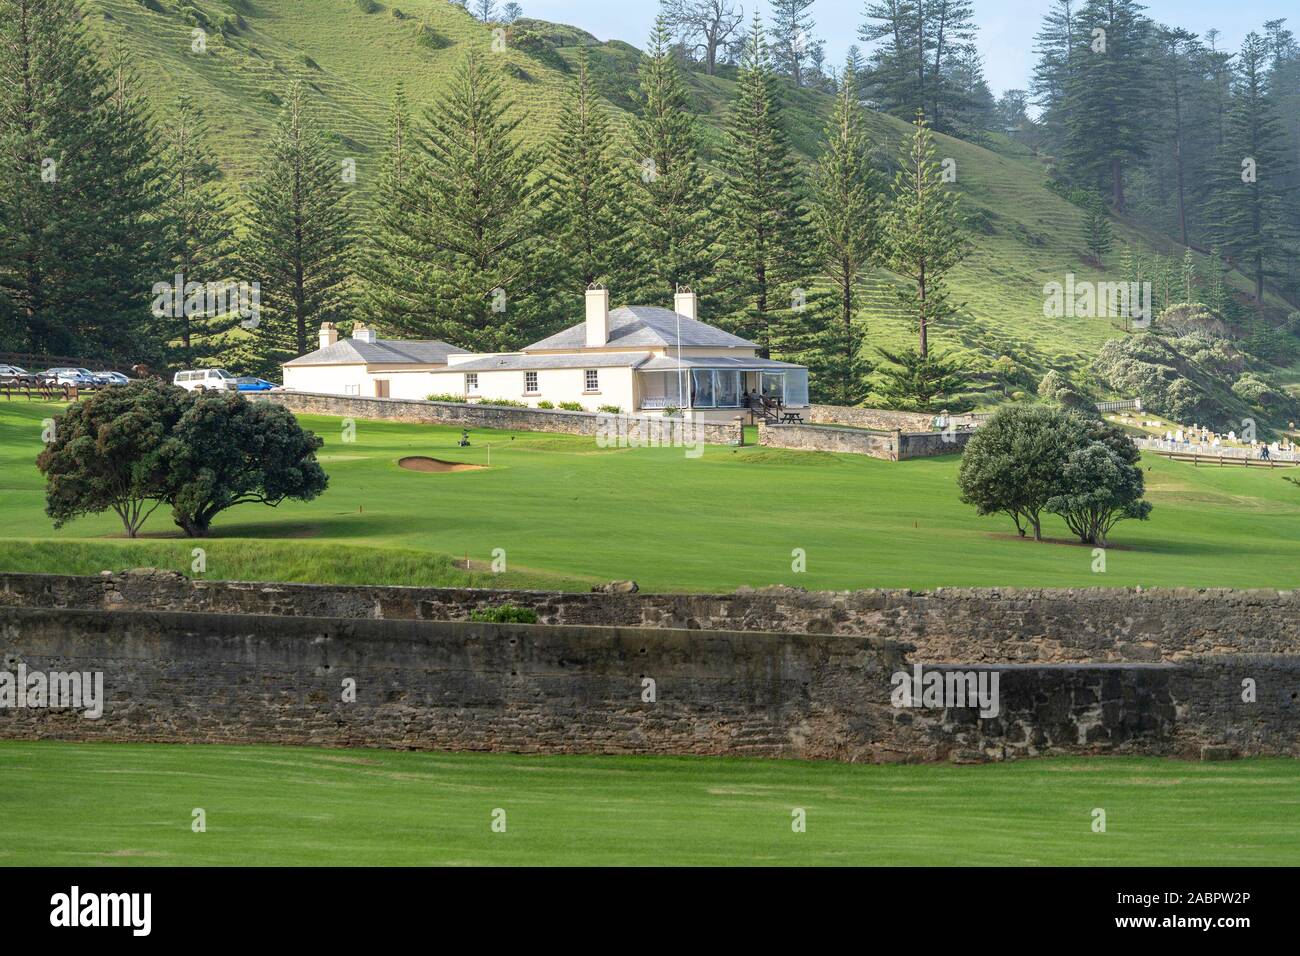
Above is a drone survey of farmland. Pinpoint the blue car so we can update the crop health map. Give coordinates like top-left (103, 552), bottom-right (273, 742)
top-left (235, 377), bottom-right (276, 392)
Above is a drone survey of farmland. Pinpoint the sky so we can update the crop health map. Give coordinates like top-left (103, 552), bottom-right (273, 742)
top-left (517, 0), bottom-right (1298, 98)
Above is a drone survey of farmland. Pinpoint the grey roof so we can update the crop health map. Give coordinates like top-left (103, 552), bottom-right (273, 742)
top-left (449, 352), bottom-right (653, 372)
top-left (524, 306), bottom-right (758, 351)
top-left (283, 338), bottom-right (467, 367)
top-left (639, 355), bottom-right (806, 371)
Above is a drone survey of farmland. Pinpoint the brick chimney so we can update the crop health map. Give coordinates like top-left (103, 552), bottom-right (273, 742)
top-left (585, 285), bottom-right (610, 348)
top-left (674, 287), bottom-right (697, 321)
top-left (319, 322), bottom-right (338, 349)
top-left (352, 322), bottom-right (376, 345)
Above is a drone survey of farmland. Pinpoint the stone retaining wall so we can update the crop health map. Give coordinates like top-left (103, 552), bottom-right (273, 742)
top-left (2, 606), bottom-right (1293, 761)
top-left (256, 391), bottom-right (744, 445)
top-left (758, 421), bottom-right (974, 460)
top-left (5, 572), bottom-right (1298, 664)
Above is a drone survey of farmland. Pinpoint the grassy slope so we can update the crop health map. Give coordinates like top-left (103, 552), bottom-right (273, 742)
top-left (4, 403), bottom-right (1298, 591)
top-left (86, 0), bottom-right (1285, 399)
top-left (2, 741), bottom-right (1296, 865)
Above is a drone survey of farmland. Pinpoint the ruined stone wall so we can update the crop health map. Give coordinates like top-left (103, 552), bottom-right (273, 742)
top-left (4, 572), bottom-right (1299, 664)
top-left (2, 607), bottom-right (1293, 761)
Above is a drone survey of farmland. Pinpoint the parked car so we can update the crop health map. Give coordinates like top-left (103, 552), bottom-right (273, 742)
top-left (0, 364), bottom-right (39, 386)
top-left (95, 371), bottom-right (131, 386)
top-left (43, 367), bottom-right (100, 388)
top-left (235, 377), bottom-right (276, 392)
top-left (173, 368), bottom-right (239, 392)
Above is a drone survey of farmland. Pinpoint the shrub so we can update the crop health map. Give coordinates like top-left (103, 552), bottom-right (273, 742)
top-left (480, 398), bottom-right (528, 408)
top-left (536, 400), bottom-right (555, 409)
top-left (426, 393), bottom-right (467, 404)
top-left (557, 401), bottom-right (583, 411)
top-left (416, 20), bottom-right (452, 49)
top-left (597, 404), bottom-right (623, 414)
top-left (469, 604), bottom-right (539, 624)
top-left (355, 0), bottom-right (380, 12)
top-left (662, 406), bottom-right (681, 417)
top-left (1037, 370), bottom-right (1097, 417)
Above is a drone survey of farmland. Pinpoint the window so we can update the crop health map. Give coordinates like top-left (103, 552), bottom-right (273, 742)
top-left (689, 370), bottom-right (744, 408)
top-left (465, 373), bottom-right (479, 394)
top-left (584, 369), bottom-right (599, 392)
top-left (761, 372), bottom-right (785, 404)
top-left (524, 371), bottom-right (539, 393)
top-left (344, 384), bottom-right (360, 396)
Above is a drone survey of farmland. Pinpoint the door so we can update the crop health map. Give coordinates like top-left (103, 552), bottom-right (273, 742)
top-left (374, 379), bottom-right (390, 398)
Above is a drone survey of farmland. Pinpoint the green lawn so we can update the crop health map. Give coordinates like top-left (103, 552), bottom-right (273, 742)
top-left (0, 741), bottom-right (1295, 866)
top-left (3, 402), bottom-right (1299, 591)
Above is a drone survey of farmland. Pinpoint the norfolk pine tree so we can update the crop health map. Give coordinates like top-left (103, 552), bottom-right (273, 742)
top-left (807, 61), bottom-right (881, 405)
top-left (543, 47), bottom-right (628, 292)
top-left (239, 82), bottom-right (354, 372)
top-left (395, 50), bottom-right (549, 351)
top-left (714, 15), bottom-right (817, 359)
top-left (881, 112), bottom-right (968, 359)
top-left (625, 18), bottom-right (718, 305)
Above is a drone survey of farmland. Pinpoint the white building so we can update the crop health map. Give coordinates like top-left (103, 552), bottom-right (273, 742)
top-left (282, 322), bottom-right (467, 399)
top-left (283, 289), bottom-right (810, 423)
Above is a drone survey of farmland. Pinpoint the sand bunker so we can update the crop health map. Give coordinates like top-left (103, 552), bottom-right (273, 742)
top-left (398, 456), bottom-right (485, 473)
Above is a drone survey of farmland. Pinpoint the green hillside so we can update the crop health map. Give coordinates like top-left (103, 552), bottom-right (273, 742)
top-left (85, 0), bottom-right (1286, 394)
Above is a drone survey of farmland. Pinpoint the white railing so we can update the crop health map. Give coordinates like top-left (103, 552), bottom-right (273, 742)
top-left (1135, 437), bottom-right (1298, 462)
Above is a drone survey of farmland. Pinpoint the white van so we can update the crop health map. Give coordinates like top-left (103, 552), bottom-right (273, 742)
top-left (173, 368), bottom-right (239, 392)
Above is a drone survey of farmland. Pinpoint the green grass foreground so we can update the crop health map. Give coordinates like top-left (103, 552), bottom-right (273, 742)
top-left (0, 741), bottom-right (1296, 866)
top-left (3, 402), bottom-right (1300, 591)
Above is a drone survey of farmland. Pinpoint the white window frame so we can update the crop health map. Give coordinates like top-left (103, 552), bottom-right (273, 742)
top-left (465, 372), bottom-right (479, 395)
top-left (524, 370), bottom-right (539, 394)
top-left (344, 383), bottom-right (360, 396)
top-left (584, 369), bottom-right (599, 392)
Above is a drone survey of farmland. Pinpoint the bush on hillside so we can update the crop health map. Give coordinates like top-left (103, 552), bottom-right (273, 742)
top-left (1037, 370), bottom-right (1097, 417)
top-left (356, 0), bottom-right (381, 13)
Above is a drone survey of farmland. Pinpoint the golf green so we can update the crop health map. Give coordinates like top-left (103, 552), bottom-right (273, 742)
top-left (2, 402), bottom-right (1298, 591)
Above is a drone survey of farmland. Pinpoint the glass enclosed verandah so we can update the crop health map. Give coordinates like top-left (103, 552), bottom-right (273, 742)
top-left (639, 367), bottom-right (810, 410)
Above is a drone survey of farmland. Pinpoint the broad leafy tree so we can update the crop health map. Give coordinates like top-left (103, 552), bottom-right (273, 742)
top-left (36, 381), bottom-right (184, 538)
top-left (162, 392), bottom-right (328, 537)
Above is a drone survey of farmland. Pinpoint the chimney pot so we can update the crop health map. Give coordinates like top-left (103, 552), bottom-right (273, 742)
top-left (674, 288), bottom-right (697, 321)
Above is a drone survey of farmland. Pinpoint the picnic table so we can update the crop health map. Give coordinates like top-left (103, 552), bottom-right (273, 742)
top-left (780, 412), bottom-right (803, 424)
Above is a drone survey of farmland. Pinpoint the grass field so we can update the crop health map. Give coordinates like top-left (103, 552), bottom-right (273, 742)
top-left (1, 741), bottom-right (1296, 866)
top-left (2, 402), bottom-right (1299, 592)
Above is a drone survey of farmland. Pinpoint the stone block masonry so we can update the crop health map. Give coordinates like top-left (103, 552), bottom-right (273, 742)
top-left (255, 391), bottom-right (744, 446)
top-left (8, 572), bottom-right (1296, 665)
top-left (2, 607), bottom-right (1294, 761)
top-left (758, 420), bottom-right (975, 460)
